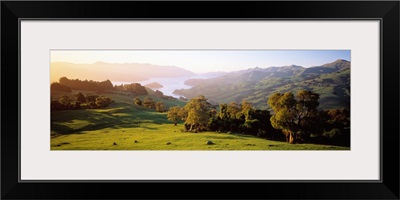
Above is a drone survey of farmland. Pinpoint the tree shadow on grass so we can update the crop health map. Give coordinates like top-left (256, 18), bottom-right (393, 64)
top-left (140, 126), bottom-right (159, 130)
top-left (52, 120), bottom-right (157, 136)
top-left (204, 135), bottom-right (248, 140)
top-left (51, 105), bottom-right (175, 137)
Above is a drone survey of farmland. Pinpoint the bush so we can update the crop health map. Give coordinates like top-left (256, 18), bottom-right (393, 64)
top-left (133, 97), bottom-right (142, 106)
top-left (95, 96), bottom-right (113, 108)
top-left (323, 128), bottom-right (341, 139)
top-left (244, 119), bottom-right (260, 135)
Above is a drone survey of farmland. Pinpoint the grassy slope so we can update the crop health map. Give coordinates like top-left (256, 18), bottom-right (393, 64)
top-left (51, 91), bottom-right (349, 150)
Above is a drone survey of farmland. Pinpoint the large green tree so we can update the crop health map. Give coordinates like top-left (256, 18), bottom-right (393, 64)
top-left (143, 97), bottom-right (156, 109)
top-left (184, 95), bottom-right (212, 132)
top-left (155, 102), bottom-right (165, 112)
top-left (241, 100), bottom-right (254, 121)
top-left (167, 106), bottom-right (181, 126)
top-left (75, 92), bottom-right (86, 103)
top-left (267, 90), bottom-right (320, 144)
top-left (59, 95), bottom-right (72, 107)
top-left (95, 96), bottom-right (113, 108)
top-left (133, 97), bottom-right (142, 106)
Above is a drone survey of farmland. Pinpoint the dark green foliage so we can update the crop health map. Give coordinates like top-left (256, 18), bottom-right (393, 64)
top-left (207, 117), bottom-right (221, 131)
top-left (85, 95), bottom-right (99, 103)
top-left (143, 97), bottom-right (156, 109)
top-left (95, 96), bottom-right (114, 108)
top-left (75, 92), bottom-right (86, 103)
top-left (133, 97), bottom-right (142, 106)
top-left (59, 95), bottom-right (73, 107)
top-left (115, 83), bottom-right (148, 95)
top-left (243, 119), bottom-right (261, 135)
top-left (51, 82), bottom-right (71, 92)
top-left (268, 90), bottom-right (320, 144)
top-left (310, 108), bottom-right (350, 146)
top-left (184, 95), bottom-right (212, 132)
top-left (51, 93), bottom-right (113, 111)
top-left (74, 101), bottom-right (82, 109)
top-left (167, 106), bottom-right (181, 125)
top-left (51, 95), bottom-right (73, 111)
top-left (206, 101), bottom-right (280, 139)
top-left (155, 102), bottom-right (165, 112)
top-left (59, 77), bottom-right (113, 92)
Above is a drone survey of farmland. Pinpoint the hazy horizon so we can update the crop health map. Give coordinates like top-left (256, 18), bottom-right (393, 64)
top-left (51, 50), bottom-right (351, 74)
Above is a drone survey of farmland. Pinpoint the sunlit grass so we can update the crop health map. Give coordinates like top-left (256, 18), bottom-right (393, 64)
top-left (51, 123), bottom-right (349, 150)
top-left (51, 92), bottom-right (349, 150)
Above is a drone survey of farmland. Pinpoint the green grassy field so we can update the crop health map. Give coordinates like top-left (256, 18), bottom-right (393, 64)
top-left (51, 92), bottom-right (349, 150)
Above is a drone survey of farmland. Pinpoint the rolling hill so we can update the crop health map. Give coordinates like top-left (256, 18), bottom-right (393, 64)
top-left (174, 59), bottom-right (350, 110)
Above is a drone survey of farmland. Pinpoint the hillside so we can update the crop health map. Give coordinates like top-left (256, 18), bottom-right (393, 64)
top-left (145, 82), bottom-right (164, 89)
top-left (174, 59), bottom-right (350, 110)
top-left (51, 62), bottom-right (196, 83)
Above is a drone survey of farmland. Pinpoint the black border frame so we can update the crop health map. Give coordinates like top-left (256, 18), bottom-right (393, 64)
top-left (2, 1), bottom-right (399, 199)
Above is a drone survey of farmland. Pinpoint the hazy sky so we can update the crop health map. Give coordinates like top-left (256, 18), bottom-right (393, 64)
top-left (51, 50), bottom-right (350, 73)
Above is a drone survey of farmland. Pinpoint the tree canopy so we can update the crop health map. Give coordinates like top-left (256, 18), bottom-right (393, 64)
top-left (167, 106), bottom-right (181, 126)
top-left (59, 77), bottom-right (113, 92)
top-left (184, 95), bottom-right (212, 132)
top-left (267, 90), bottom-right (320, 144)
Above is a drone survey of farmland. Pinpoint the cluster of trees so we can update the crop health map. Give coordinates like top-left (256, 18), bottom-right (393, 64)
top-left (267, 90), bottom-right (350, 145)
top-left (167, 90), bottom-right (350, 146)
top-left (58, 77), bottom-right (114, 92)
top-left (209, 102), bottom-right (281, 139)
top-left (114, 83), bottom-right (148, 95)
top-left (51, 92), bottom-right (114, 111)
top-left (51, 82), bottom-right (72, 92)
top-left (152, 90), bottom-right (177, 101)
top-left (167, 96), bottom-right (281, 138)
top-left (133, 97), bottom-right (165, 112)
top-left (317, 108), bottom-right (350, 146)
top-left (167, 96), bottom-right (209, 131)
top-left (52, 77), bottom-right (150, 96)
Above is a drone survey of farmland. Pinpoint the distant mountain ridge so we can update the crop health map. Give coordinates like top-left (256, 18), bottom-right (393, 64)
top-left (174, 59), bottom-right (350, 110)
top-left (51, 62), bottom-right (196, 83)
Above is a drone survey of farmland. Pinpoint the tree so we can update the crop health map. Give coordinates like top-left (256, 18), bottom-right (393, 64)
top-left (227, 102), bottom-right (240, 119)
top-left (155, 102), bottom-right (165, 112)
top-left (241, 100), bottom-right (254, 120)
top-left (177, 107), bottom-right (188, 121)
top-left (58, 95), bottom-right (72, 108)
top-left (75, 92), bottom-right (86, 103)
top-left (267, 90), bottom-right (320, 144)
top-left (126, 83), bottom-right (148, 95)
top-left (167, 106), bottom-right (181, 125)
top-left (143, 97), bottom-right (156, 109)
top-left (322, 108), bottom-right (350, 146)
top-left (133, 97), bottom-right (142, 106)
top-left (218, 104), bottom-right (229, 120)
top-left (95, 96), bottom-right (113, 108)
top-left (85, 94), bottom-right (99, 103)
top-left (51, 100), bottom-right (63, 111)
top-left (184, 95), bottom-right (212, 132)
top-left (51, 82), bottom-right (71, 92)
top-left (98, 80), bottom-right (114, 92)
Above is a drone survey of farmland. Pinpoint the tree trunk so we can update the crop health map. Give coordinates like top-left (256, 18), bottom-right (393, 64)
top-left (174, 122), bottom-right (177, 126)
top-left (189, 124), bottom-right (194, 131)
top-left (289, 132), bottom-right (297, 144)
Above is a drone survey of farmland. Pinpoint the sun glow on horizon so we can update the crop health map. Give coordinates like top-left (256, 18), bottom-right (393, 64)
top-left (51, 50), bottom-right (351, 74)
